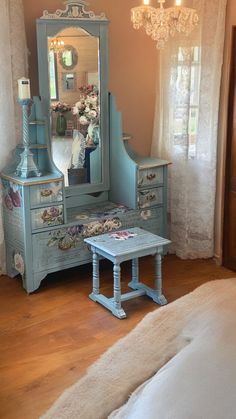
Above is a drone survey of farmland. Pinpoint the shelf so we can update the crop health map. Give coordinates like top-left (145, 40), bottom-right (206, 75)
top-left (29, 120), bottom-right (46, 125)
top-left (122, 132), bottom-right (132, 141)
top-left (17, 144), bottom-right (48, 149)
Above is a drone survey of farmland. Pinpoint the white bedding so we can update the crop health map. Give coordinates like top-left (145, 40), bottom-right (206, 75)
top-left (42, 279), bottom-right (236, 419)
top-left (110, 306), bottom-right (236, 419)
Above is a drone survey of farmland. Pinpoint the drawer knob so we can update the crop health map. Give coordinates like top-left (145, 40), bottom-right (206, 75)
top-left (40, 189), bottom-right (53, 197)
top-left (147, 173), bottom-right (156, 180)
top-left (148, 193), bottom-right (156, 201)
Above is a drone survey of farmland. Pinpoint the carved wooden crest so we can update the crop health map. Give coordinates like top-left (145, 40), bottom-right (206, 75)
top-left (41, 0), bottom-right (107, 20)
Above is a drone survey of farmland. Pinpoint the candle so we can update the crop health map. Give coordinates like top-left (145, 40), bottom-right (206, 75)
top-left (18, 77), bottom-right (31, 100)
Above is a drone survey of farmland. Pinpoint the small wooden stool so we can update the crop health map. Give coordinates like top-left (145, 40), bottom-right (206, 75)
top-left (84, 227), bottom-right (171, 319)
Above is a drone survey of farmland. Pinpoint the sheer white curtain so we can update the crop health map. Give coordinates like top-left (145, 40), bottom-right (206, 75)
top-left (0, 0), bottom-right (28, 274)
top-left (151, 0), bottom-right (227, 259)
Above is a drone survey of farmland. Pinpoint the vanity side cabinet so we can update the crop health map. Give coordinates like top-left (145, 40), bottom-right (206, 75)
top-left (1, 177), bottom-right (65, 293)
top-left (109, 94), bottom-right (169, 238)
top-left (0, 97), bottom-right (66, 293)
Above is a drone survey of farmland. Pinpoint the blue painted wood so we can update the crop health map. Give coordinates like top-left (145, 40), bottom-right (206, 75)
top-left (132, 258), bottom-right (139, 285)
top-left (92, 251), bottom-right (100, 295)
top-left (1, 92), bottom-right (169, 293)
top-left (109, 95), bottom-right (138, 209)
top-left (85, 227), bottom-right (171, 318)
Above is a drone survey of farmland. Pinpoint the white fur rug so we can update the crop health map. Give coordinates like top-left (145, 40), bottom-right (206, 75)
top-left (41, 279), bottom-right (236, 419)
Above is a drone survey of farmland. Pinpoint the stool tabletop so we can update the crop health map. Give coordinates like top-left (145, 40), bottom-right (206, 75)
top-left (84, 227), bottom-right (171, 257)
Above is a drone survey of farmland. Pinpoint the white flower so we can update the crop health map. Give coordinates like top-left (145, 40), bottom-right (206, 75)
top-left (72, 106), bottom-right (79, 115)
top-left (141, 210), bottom-right (151, 220)
top-left (79, 115), bottom-right (89, 125)
top-left (14, 253), bottom-right (24, 275)
top-left (87, 96), bottom-right (98, 106)
top-left (88, 110), bottom-right (97, 119)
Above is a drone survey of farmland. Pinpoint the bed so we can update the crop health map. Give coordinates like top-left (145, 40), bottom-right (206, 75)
top-left (41, 278), bottom-right (236, 419)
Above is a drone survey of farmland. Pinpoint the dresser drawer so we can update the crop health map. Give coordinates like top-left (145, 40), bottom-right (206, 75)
top-left (31, 204), bottom-right (64, 230)
top-left (138, 187), bottom-right (163, 208)
top-left (138, 167), bottom-right (163, 187)
top-left (30, 181), bottom-right (63, 207)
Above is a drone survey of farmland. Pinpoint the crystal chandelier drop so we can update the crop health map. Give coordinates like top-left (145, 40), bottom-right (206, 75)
top-left (49, 38), bottom-right (65, 52)
top-left (131, 0), bottom-right (199, 49)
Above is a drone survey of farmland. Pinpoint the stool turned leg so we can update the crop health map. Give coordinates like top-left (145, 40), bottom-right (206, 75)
top-left (128, 258), bottom-right (139, 290)
top-left (89, 249), bottom-right (100, 303)
top-left (92, 251), bottom-right (100, 295)
top-left (132, 258), bottom-right (139, 284)
top-left (153, 252), bottom-right (167, 305)
top-left (112, 262), bottom-right (126, 319)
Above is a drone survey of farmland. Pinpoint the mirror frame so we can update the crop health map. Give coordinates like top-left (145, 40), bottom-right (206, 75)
top-left (58, 45), bottom-right (78, 70)
top-left (36, 1), bottom-right (109, 197)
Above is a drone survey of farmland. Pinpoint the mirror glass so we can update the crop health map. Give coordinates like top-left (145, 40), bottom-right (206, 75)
top-left (48, 27), bottom-right (100, 187)
top-left (59, 45), bottom-right (78, 70)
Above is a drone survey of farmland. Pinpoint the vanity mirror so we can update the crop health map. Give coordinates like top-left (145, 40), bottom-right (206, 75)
top-left (36, 1), bottom-right (109, 191)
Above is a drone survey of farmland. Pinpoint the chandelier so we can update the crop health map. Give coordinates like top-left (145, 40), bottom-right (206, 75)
top-left (49, 38), bottom-right (65, 52)
top-left (131, 0), bottom-right (199, 49)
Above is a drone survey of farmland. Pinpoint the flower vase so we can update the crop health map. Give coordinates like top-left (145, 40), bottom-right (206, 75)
top-left (56, 113), bottom-right (67, 136)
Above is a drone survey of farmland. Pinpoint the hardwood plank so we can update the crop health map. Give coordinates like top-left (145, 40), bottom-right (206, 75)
top-left (0, 255), bottom-right (234, 419)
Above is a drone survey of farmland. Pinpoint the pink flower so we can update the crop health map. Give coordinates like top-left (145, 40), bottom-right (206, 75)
top-left (4, 194), bottom-right (13, 210)
top-left (9, 189), bottom-right (21, 207)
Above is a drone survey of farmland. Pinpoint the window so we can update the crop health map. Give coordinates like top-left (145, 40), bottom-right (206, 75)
top-left (171, 46), bottom-right (201, 159)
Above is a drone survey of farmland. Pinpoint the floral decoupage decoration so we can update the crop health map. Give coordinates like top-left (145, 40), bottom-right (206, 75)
top-left (47, 217), bottom-right (122, 250)
top-left (110, 231), bottom-right (137, 240)
top-left (14, 252), bottom-right (25, 276)
top-left (3, 180), bottom-right (22, 210)
top-left (41, 206), bottom-right (63, 225)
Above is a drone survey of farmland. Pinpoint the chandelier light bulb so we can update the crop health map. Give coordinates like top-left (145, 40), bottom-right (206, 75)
top-left (131, 0), bottom-right (199, 49)
top-left (50, 38), bottom-right (65, 52)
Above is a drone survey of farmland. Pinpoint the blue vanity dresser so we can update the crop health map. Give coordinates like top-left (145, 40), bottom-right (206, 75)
top-left (0, 1), bottom-right (169, 293)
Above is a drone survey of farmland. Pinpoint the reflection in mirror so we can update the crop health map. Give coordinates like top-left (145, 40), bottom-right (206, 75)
top-left (58, 45), bottom-right (78, 70)
top-left (62, 73), bottom-right (76, 91)
top-left (48, 27), bottom-right (100, 187)
top-left (49, 51), bottom-right (58, 100)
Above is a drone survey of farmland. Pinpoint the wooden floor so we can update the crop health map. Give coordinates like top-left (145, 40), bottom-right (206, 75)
top-left (0, 255), bottom-right (235, 419)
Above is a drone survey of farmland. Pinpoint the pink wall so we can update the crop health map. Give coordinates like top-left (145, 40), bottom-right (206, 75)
top-left (22, 0), bottom-right (158, 156)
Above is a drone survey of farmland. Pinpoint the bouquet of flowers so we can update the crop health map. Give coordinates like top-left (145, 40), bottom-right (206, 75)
top-left (72, 84), bottom-right (99, 126)
top-left (51, 101), bottom-right (71, 114)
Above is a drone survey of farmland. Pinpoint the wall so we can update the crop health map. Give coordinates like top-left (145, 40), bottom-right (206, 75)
top-left (22, 0), bottom-right (158, 156)
top-left (215, 0), bottom-right (236, 262)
